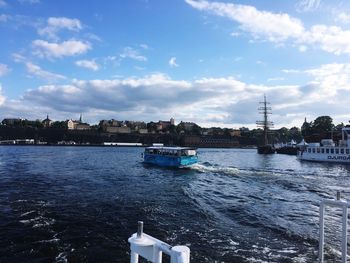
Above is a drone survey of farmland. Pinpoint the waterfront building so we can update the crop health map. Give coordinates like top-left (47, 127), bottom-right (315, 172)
top-left (180, 121), bottom-right (197, 131)
top-left (75, 123), bottom-right (91, 130)
top-left (229, 129), bottom-right (241, 137)
top-left (156, 118), bottom-right (175, 131)
top-left (42, 115), bottom-right (52, 128)
top-left (138, 128), bottom-right (148, 134)
top-left (1, 118), bottom-right (22, 126)
top-left (106, 126), bottom-right (131, 134)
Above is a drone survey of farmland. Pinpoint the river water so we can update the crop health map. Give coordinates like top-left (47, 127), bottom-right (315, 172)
top-left (0, 146), bottom-right (350, 262)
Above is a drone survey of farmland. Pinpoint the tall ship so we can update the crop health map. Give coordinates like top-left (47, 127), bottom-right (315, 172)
top-left (297, 127), bottom-right (350, 163)
top-left (256, 95), bottom-right (275, 154)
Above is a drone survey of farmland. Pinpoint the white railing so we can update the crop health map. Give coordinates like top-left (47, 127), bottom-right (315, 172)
top-left (319, 192), bottom-right (350, 263)
top-left (128, 221), bottom-right (190, 263)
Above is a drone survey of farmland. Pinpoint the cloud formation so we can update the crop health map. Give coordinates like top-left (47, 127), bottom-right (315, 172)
top-left (185, 0), bottom-right (350, 55)
top-left (0, 0), bottom-right (7, 8)
top-left (75, 59), bottom-right (99, 71)
top-left (0, 63), bottom-right (10, 76)
top-left (1, 62), bottom-right (349, 127)
top-left (0, 14), bottom-right (9, 22)
top-left (120, 47), bottom-right (147, 62)
top-left (25, 62), bottom-right (66, 82)
top-left (336, 12), bottom-right (350, 24)
top-left (38, 17), bottom-right (82, 40)
top-left (296, 0), bottom-right (321, 12)
top-left (169, 57), bottom-right (179, 67)
top-left (32, 39), bottom-right (91, 58)
top-left (18, 0), bottom-right (40, 4)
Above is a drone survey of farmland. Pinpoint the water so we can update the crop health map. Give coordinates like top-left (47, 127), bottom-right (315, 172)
top-left (1, 146), bottom-right (350, 262)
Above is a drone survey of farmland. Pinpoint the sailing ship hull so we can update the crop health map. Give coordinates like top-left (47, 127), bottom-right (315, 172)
top-left (257, 145), bottom-right (275, 154)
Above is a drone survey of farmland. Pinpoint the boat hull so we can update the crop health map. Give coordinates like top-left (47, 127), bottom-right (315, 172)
top-left (297, 152), bottom-right (350, 164)
top-left (257, 145), bottom-right (275, 154)
top-left (276, 147), bottom-right (298, 155)
top-left (144, 154), bottom-right (198, 167)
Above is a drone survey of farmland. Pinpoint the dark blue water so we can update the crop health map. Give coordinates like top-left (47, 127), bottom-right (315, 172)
top-left (1, 146), bottom-right (350, 262)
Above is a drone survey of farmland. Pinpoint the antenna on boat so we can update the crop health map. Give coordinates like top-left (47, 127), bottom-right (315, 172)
top-left (256, 94), bottom-right (274, 145)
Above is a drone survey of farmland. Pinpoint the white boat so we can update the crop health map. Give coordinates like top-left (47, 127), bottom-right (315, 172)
top-left (297, 127), bottom-right (350, 163)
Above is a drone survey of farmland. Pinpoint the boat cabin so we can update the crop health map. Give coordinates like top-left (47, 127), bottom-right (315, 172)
top-left (144, 147), bottom-right (197, 157)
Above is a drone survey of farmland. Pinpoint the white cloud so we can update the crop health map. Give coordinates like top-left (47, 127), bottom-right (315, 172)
top-left (267, 77), bottom-right (284, 82)
top-left (298, 45), bottom-right (308, 52)
top-left (0, 14), bottom-right (9, 22)
top-left (304, 25), bottom-right (350, 55)
top-left (230, 32), bottom-right (240, 37)
top-left (12, 53), bottom-right (27, 63)
top-left (0, 0), bottom-right (7, 8)
top-left (120, 47), bottom-right (147, 61)
top-left (185, 0), bottom-right (305, 42)
top-left (32, 39), bottom-right (91, 58)
top-left (169, 57), bottom-right (179, 67)
top-left (304, 63), bottom-right (350, 97)
top-left (140, 44), bottom-right (149, 49)
top-left (38, 17), bottom-right (82, 40)
top-left (336, 12), bottom-right (350, 24)
top-left (1, 64), bottom-right (350, 128)
top-left (282, 69), bottom-right (300, 74)
top-left (25, 62), bottom-right (66, 82)
top-left (0, 84), bottom-right (5, 105)
top-left (296, 0), bottom-right (321, 12)
top-left (0, 63), bottom-right (10, 76)
top-left (75, 59), bottom-right (99, 71)
top-left (18, 0), bottom-right (40, 4)
top-left (185, 0), bottom-right (350, 55)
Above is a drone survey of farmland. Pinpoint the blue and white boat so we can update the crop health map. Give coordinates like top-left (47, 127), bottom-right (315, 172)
top-left (143, 146), bottom-right (198, 167)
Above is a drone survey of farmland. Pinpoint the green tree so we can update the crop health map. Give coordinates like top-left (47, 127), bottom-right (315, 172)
top-left (146, 122), bottom-right (157, 133)
top-left (276, 127), bottom-right (289, 142)
top-left (191, 124), bottom-right (202, 135)
top-left (312, 116), bottom-right (334, 134)
top-left (51, 121), bottom-right (67, 129)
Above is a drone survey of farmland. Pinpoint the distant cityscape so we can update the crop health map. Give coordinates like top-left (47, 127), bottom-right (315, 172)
top-left (1, 115), bottom-right (242, 136)
top-left (0, 115), bottom-right (347, 147)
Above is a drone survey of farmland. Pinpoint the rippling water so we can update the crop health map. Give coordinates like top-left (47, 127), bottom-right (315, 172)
top-left (1, 146), bottom-right (350, 262)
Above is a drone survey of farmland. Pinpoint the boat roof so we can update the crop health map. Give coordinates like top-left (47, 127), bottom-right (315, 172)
top-left (146, 146), bottom-right (196, 150)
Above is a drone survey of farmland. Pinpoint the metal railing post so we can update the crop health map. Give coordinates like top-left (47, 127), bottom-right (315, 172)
top-left (319, 203), bottom-right (325, 263)
top-left (128, 222), bottom-right (190, 263)
top-left (342, 204), bottom-right (348, 263)
top-left (319, 192), bottom-right (350, 263)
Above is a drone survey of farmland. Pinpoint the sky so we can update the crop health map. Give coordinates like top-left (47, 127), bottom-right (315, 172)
top-left (1, 0), bottom-right (350, 129)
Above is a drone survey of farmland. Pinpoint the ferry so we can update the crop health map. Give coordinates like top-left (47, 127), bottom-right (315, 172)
top-left (297, 127), bottom-right (350, 164)
top-left (143, 146), bottom-right (198, 167)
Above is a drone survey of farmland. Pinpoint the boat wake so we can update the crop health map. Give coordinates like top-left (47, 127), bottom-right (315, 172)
top-left (190, 163), bottom-right (240, 175)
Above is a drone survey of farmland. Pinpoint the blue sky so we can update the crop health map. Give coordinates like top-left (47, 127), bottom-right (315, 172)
top-left (1, 0), bottom-right (350, 128)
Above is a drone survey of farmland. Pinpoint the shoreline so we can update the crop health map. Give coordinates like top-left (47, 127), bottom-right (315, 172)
top-left (0, 143), bottom-right (257, 149)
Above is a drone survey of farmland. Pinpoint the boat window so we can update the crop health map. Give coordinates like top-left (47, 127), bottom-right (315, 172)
top-left (341, 149), bottom-right (344, 154)
top-left (312, 148), bottom-right (315, 153)
top-left (326, 148), bottom-right (329, 154)
top-left (336, 149), bottom-right (339, 154)
top-left (321, 148), bottom-right (324, 154)
top-left (317, 148), bottom-right (320, 153)
top-left (347, 149), bottom-right (350, 154)
top-left (308, 148), bottom-right (311, 153)
top-left (331, 149), bottom-right (334, 154)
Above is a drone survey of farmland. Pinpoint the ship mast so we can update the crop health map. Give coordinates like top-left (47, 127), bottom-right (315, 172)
top-left (256, 95), bottom-right (274, 145)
